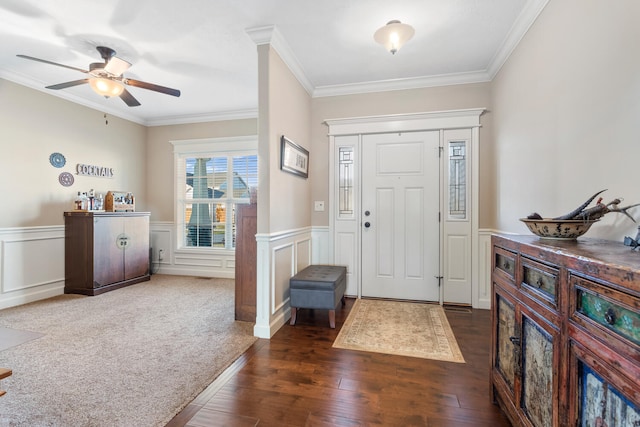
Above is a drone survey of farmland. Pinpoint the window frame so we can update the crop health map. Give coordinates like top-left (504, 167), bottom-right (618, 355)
top-left (171, 136), bottom-right (258, 254)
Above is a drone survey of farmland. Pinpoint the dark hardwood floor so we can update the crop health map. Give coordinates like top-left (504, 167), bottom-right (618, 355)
top-left (165, 298), bottom-right (511, 426)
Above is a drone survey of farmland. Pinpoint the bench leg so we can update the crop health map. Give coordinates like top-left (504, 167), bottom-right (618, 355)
top-left (290, 307), bottom-right (297, 326)
top-left (329, 310), bottom-right (336, 329)
top-left (341, 295), bottom-right (346, 306)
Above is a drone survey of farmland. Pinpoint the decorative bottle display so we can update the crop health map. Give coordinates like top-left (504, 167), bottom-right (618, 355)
top-left (72, 190), bottom-right (133, 212)
top-left (73, 189), bottom-right (105, 211)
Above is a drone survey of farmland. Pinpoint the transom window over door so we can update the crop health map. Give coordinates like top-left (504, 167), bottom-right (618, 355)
top-left (172, 137), bottom-right (258, 252)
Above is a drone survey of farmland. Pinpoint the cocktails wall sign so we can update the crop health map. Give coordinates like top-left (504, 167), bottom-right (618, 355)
top-left (76, 163), bottom-right (114, 178)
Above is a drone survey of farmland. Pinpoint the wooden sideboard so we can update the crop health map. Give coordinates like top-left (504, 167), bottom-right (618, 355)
top-left (64, 211), bottom-right (150, 295)
top-left (491, 234), bottom-right (640, 426)
top-left (235, 203), bottom-right (257, 322)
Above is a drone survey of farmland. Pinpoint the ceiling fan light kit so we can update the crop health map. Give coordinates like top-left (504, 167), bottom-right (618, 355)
top-left (374, 20), bottom-right (415, 55)
top-left (16, 46), bottom-right (180, 107)
top-left (89, 77), bottom-right (124, 97)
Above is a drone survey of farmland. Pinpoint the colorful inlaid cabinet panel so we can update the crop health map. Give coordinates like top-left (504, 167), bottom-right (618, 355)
top-left (491, 234), bottom-right (640, 427)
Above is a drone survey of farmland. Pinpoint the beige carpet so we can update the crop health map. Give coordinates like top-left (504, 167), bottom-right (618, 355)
top-left (333, 299), bottom-right (465, 363)
top-left (0, 275), bottom-right (257, 427)
top-left (0, 327), bottom-right (44, 352)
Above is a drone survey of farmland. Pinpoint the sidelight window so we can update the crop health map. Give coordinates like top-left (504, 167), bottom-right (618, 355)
top-left (338, 147), bottom-right (355, 218)
top-left (448, 141), bottom-right (467, 220)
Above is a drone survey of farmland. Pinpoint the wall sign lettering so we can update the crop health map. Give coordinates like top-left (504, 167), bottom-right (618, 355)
top-left (76, 163), bottom-right (114, 178)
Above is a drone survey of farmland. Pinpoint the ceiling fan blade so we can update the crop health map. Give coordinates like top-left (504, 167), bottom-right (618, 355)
top-left (46, 79), bottom-right (90, 90)
top-left (16, 54), bottom-right (89, 74)
top-left (104, 56), bottom-right (131, 77)
top-left (124, 78), bottom-right (181, 97)
top-left (119, 88), bottom-right (141, 107)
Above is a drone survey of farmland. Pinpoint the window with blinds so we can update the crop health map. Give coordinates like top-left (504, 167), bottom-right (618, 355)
top-left (177, 153), bottom-right (257, 250)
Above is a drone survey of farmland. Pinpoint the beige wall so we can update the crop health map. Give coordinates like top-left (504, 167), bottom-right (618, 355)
top-left (257, 45), bottom-right (312, 234)
top-left (0, 79), bottom-right (147, 227)
top-left (491, 0), bottom-right (640, 241)
top-left (145, 119), bottom-right (257, 222)
top-left (309, 83), bottom-right (494, 228)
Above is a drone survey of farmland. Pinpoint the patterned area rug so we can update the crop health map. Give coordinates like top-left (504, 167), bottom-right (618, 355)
top-left (333, 299), bottom-right (465, 363)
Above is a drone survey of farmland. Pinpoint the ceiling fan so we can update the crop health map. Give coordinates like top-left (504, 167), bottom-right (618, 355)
top-left (17, 46), bottom-right (181, 107)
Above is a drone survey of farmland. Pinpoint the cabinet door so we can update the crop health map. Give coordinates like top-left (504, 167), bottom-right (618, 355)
top-left (495, 288), bottom-right (518, 394)
top-left (123, 215), bottom-right (150, 280)
top-left (570, 341), bottom-right (640, 426)
top-left (93, 216), bottom-right (125, 287)
top-left (494, 285), bottom-right (560, 427)
top-left (520, 306), bottom-right (558, 427)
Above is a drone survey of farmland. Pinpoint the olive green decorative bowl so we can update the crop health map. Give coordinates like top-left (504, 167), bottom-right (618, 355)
top-left (520, 218), bottom-right (600, 240)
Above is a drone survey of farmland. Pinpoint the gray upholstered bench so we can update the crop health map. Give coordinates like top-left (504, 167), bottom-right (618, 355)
top-left (289, 265), bottom-right (347, 328)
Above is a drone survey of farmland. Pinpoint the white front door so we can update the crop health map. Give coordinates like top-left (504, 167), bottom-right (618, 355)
top-left (361, 131), bottom-right (441, 301)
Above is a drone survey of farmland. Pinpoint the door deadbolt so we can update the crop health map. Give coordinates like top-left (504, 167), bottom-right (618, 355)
top-left (364, 210), bottom-right (371, 216)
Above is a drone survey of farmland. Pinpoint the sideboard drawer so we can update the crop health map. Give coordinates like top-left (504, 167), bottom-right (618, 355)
top-left (521, 255), bottom-right (559, 310)
top-left (494, 246), bottom-right (517, 283)
top-left (571, 274), bottom-right (640, 354)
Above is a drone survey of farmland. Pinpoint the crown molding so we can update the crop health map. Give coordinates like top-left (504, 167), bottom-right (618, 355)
top-left (486, 0), bottom-right (550, 78)
top-left (145, 109), bottom-right (258, 126)
top-left (313, 70), bottom-right (492, 98)
top-left (246, 25), bottom-right (314, 96)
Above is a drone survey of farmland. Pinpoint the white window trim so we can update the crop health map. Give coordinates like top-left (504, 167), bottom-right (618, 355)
top-left (170, 136), bottom-right (258, 254)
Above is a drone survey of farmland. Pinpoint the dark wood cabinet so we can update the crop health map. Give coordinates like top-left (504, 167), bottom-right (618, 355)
top-left (64, 211), bottom-right (150, 295)
top-left (491, 234), bottom-right (640, 426)
top-left (235, 203), bottom-right (257, 322)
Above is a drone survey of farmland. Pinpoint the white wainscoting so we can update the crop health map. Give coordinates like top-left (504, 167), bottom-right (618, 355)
top-left (0, 226), bottom-right (65, 309)
top-left (311, 226), bottom-right (330, 264)
top-left (150, 221), bottom-right (235, 278)
top-left (254, 226), bottom-right (313, 339)
top-left (475, 229), bottom-right (497, 310)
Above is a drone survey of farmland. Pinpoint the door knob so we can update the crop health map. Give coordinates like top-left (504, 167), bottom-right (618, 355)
top-left (364, 222), bottom-right (371, 228)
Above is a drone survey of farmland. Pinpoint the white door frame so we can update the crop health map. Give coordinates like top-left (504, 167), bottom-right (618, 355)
top-left (325, 109), bottom-right (485, 306)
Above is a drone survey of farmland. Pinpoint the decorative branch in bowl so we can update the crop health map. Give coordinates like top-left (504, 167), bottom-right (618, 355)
top-left (520, 189), bottom-right (640, 239)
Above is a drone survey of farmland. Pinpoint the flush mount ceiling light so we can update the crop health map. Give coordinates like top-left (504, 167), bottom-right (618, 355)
top-left (374, 20), bottom-right (415, 55)
top-left (89, 77), bottom-right (125, 97)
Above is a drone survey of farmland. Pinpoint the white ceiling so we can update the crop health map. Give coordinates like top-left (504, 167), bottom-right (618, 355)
top-left (0, 0), bottom-right (547, 126)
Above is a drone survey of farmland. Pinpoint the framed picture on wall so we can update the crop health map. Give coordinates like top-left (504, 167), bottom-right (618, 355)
top-left (280, 136), bottom-right (309, 178)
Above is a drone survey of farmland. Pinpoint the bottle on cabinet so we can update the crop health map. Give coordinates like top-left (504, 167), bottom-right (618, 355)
top-left (73, 190), bottom-right (104, 211)
top-left (95, 193), bottom-right (104, 210)
top-left (74, 192), bottom-right (83, 210)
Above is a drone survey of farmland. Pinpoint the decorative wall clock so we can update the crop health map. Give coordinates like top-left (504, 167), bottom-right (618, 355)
top-left (49, 152), bottom-right (66, 168)
top-left (58, 172), bottom-right (74, 187)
